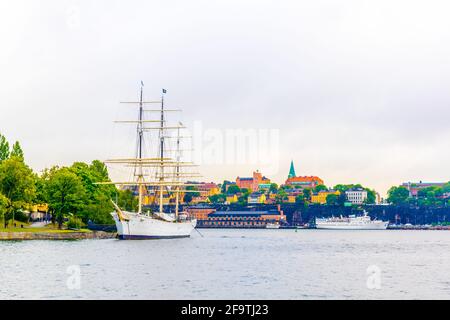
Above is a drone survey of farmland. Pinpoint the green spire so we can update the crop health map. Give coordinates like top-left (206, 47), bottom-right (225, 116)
top-left (288, 160), bottom-right (296, 178)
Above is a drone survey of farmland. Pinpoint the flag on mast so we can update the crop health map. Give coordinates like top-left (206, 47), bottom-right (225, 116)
top-left (162, 88), bottom-right (167, 94)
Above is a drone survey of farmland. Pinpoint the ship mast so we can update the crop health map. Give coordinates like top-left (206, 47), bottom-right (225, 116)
top-left (158, 90), bottom-right (165, 214)
top-left (175, 123), bottom-right (181, 220)
top-left (137, 82), bottom-right (145, 214)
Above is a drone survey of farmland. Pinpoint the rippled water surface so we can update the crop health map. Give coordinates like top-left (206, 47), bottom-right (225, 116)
top-left (1, 229), bottom-right (450, 299)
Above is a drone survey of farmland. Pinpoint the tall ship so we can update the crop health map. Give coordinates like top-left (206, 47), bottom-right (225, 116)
top-left (98, 83), bottom-right (199, 239)
top-left (315, 211), bottom-right (388, 230)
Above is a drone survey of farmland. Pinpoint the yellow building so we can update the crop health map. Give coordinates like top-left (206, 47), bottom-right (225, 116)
top-left (226, 194), bottom-right (238, 204)
top-left (29, 203), bottom-right (49, 213)
top-left (287, 195), bottom-right (296, 203)
top-left (311, 190), bottom-right (340, 204)
top-left (248, 193), bottom-right (266, 204)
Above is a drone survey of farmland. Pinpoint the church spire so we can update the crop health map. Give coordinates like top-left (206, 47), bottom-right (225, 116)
top-left (288, 160), bottom-right (296, 178)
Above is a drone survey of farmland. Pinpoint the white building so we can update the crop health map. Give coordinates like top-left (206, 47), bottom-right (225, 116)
top-left (345, 188), bottom-right (368, 205)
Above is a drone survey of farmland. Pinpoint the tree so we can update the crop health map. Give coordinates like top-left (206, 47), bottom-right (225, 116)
top-left (227, 184), bottom-right (241, 195)
top-left (276, 189), bottom-right (288, 204)
top-left (69, 161), bottom-right (116, 224)
top-left (387, 186), bottom-right (410, 205)
top-left (221, 180), bottom-right (232, 193)
top-left (0, 156), bottom-right (36, 225)
top-left (326, 194), bottom-right (338, 205)
top-left (269, 183), bottom-right (278, 193)
top-left (0, 134), bottom-right (9, 161)
top-left (10, 141), bottom-right (24, 160)
top-left (295, 194), bottom-right (306, 207)
top-left (209, 194), bottom-right (225, 204)
top-left (0, 193), bottom-right (9, 228)
top-left (364, 188), bottom-right (376, 204)
top-left (314, 185), bottom-right (328, 193)
top-left (46, 167), bottom-right (86, 228)
top-left (303, 188), bottom-right (312, 201)
top-left (117, 189), bottom-right (138, 211)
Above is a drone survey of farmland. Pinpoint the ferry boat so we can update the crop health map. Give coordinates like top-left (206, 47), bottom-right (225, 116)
top-left (97, 84), bottom-right (198, 239)
top-left (315, 211), bottom-right (388, 230)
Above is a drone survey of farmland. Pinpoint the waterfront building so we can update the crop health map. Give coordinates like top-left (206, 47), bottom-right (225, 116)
top-left (401, 181), bottom-right (446, 197)
top-left (284, 161), bottom-right (324, 188)
top-left (197, 208), bottom-right (286, 228)
top-left (311, 190), bottom-right (341, 204)
top-left (248, 192), bottom-right (266, 204)
top-left (345, 188), bottom-right (368, 205)
top-left (236, 170), bottom-right (271, 192)
top-left (186, 205), bottom-right (216, 220)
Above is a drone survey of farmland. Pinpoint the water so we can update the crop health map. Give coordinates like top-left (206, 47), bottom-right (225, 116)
top-left (1, 229), bottom-right (450, 299)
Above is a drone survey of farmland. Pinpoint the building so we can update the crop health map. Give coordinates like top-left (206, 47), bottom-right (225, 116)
top-left (283, 188), bottom-right (303, 203)
top-left (226, 194), bottom-right (238, 204)
top-left (195, 182), bottom-right (220, 197)
top-left (248, 192), bottom-right (266, 204)
top-left (197, 208), bottom-right (286, 228)
top-left (345, 188), bottom-right (368, 205)
top-left (236, 170), bottom-right (271, 192)
top-left (311, 190), bottom-right (340, 204)
top-left (185, 205), bottom-right (216, 220)
top-left (284, 161), bottom-right (324, 188)
top-left (401, 181), bottom-right (446, 197)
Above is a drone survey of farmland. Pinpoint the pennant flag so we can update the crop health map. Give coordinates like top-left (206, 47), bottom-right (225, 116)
top-left (162, 88), bottom-right (167, 94)
top-left (141, 80), bottom-right (144, 86)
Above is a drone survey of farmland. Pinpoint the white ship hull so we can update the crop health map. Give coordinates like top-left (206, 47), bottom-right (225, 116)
top-left (111, 212), bottom-right (197, 240)
top-left (315, 221), bottom-right (388, 230)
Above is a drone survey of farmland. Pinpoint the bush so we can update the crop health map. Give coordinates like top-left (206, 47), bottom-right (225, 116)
top-left (67, 216), bottom-right (83, 229)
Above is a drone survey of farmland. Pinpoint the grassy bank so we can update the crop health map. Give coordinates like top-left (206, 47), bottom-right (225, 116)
top-left (0, 220), bottom-right (91, 233)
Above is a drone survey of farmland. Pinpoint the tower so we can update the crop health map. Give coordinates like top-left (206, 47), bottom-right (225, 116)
top-left (288, 160), bottom-right (296, 179)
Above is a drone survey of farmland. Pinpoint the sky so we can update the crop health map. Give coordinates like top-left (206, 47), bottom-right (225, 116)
top-left (1, 0), bottom-right (449, 197)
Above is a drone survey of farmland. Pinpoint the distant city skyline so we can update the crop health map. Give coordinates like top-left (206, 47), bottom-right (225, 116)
top-left (1, 1), bottom-right (449, 197)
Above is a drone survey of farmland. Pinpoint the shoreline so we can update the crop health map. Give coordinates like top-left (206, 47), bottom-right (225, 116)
top-left (0, 231), bottom-right (117, 241)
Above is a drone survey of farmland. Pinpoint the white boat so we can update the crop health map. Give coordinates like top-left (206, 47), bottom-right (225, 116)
top-left (315, 211), bottom-right (388, 230)
top-left (97, 84), bottom-right (198, 239)
top-left (266, 222), bottom-right (280, 229)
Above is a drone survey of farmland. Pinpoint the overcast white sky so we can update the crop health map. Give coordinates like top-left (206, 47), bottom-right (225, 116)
top-left (1, 0), bottom-right (449, 196)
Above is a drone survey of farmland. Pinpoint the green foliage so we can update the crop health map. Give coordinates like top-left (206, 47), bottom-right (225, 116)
top-left (10, 141), bottom-right (24, 160)
top-left (45, 167), bottom-right (86, 228)
top-left (313, 185), bottom-right (328, 193)
top-left (0, 134), bottom-right (9, 161)
top-left (276, 189), bottom-right (288, 203)
top-left (208, 194), bottom-right (226, 204)
top-left (67, 216), bottom-right (83, 229)
top-left (295, 194), bottom-right (306, 206)
top-left (0, 193), bottom-right (9, 226)
top-left (185, 185), bottom-right (200, 197)
top-left (0, 156), bottom-right (36, 214)
top-left (221, 180), bottom-right (232, 193)
top-left (269, 183), bottom-right (278, 193)
top-left (326, 193), bottom-right (338, 205)
top-left (364, 188), bottom-right (376, 204)
top-left (387, 186), bottom-right (410, 205)
top-left (117, 189), bottom-right (138, 211)
top-left (227, 184), bottom-right (241, 195)
top-left (303, 188), bottom-right (312, 201)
